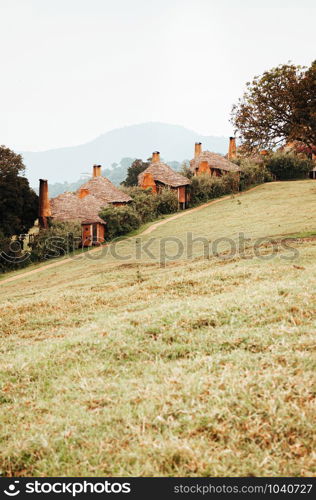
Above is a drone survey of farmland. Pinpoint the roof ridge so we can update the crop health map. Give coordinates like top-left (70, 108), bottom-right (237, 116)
top-left (190, 150), bottom-right (241, 172)
top-left (139, 161), bottom-right (191, 187)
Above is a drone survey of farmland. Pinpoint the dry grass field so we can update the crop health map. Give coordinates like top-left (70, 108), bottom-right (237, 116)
top-left (0, 180), bottom-right (315, 476)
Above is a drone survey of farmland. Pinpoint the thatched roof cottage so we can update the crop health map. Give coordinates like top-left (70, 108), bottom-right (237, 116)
top-left (138, 152), bottom-right (191, 209)
top-left (39, 165), bottom-right (132, 246)
top-left (190, 142), bottom-right (241, 177)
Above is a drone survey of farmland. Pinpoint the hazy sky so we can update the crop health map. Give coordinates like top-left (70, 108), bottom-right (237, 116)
top-left (1, 0), bottom-right (315, 151)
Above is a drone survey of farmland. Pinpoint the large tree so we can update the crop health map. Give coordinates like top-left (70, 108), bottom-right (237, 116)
top-left (0, 146), bottom-right (38, 237)
top-left (121, 158), bottom-right (149, 187)
top-left (231, 61), bottom-right (316, 152)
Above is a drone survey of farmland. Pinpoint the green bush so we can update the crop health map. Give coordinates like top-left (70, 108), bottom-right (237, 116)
top-left (99, 205), bottom-right (142, 240)
top-left (190, 173), bottom-right (239, 205)
top-left (29, 221), bottom-right (81, 262)
top-left (126, 186), bottom-right (179, 220)
top-left (265, 153), bottom-right (312, 180)
top-left (0, 231), bottom-right (30, 273)
top-left (179, 162), bottom-right (194, 179)
top-left (121, 159), bottom-right (149, 186)
top-left (237, 159), bottom-right (273, 190)
top-left (155, 188), bottom-right (179, 215)
top-left (100, 188), bottom-right (179, 240)
top-left (124, 187), bottom-right (159, 223)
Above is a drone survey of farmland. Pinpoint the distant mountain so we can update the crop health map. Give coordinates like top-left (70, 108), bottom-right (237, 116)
top-left (21, 122), bottom-right (230, 187)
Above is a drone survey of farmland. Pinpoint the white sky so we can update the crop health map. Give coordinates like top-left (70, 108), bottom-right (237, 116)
top-left (1, 0), bottom-right (315, 151)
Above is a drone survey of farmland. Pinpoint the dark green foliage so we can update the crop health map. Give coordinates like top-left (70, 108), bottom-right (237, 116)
top-left (155, 188), bottom-right (179, 215)
top-left (265, 153), bottom-right (312, 180)
top-left (127, 186), bottom-right (178, 220)
top-left (99, 205), bottom-right (142, 240)
top-left (121, 159), bottom-right (149, 186)
top-left (0, 230), bottom-right (29, 273)
top-left (125, 187), bottom-right (159, 223)
top-left (237, 160), bottom-right (273, 190)
top-left (190, 173), bottom-right (239, 205)
top-left (0, 146), bottom-right (38, 237)
top-left (179, 162), bottom-right (194, 179)
top-left (125, 187), bottom-right (178, 224)
top-left (29, 221), bottom-right (81, 262)
top-left (190, 161), bottom-right (273, 204)
top-left (100, 188), bottom-right (179, 239)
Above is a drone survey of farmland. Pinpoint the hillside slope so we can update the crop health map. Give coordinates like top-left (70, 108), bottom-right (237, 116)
top-left (21, 122), bottom-right (229, 186)
top-left (0, 181), bottom-right (315, 476)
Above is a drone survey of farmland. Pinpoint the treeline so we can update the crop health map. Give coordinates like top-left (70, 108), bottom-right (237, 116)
top-left (0, 146), bottom-right (38, 273)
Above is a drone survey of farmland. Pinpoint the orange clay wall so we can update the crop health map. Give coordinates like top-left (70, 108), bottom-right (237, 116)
top-left (197, 161), bottom-right (210, 175)
top-left (178, 186), bottom-right (186, 203)
top-left (78, 188), bottom-right (90, 199)
top-left (141, 172), bottom-right (157, 193)
top-left (98, 223), bottom-right (105, 243)
top-left (82, 223), bottom-right (105, 246)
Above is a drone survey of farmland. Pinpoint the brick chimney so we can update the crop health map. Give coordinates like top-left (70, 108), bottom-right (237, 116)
top-left (93, 165), bottom-right (102, 177)
top-left (38, 179), bottom-right (51, 229)
top-left (194, 142), bottom-right (202, 158)
top-left (152, 151), bottom-right (160, 163)
top-left (228, 137), bottom-right (237, 160)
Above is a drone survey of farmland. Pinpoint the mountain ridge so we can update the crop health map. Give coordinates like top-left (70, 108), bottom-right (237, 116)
top-left (21, 122), bottom-right (230, 187)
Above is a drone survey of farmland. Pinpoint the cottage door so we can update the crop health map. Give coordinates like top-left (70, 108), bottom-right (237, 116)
top-left (82, 224), bottom-right (93, 247)
top-left (92, 223), bottom-right (98, 244)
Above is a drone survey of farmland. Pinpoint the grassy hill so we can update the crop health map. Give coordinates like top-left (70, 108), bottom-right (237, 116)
top-left (0, 180), bottom-right (315, 476)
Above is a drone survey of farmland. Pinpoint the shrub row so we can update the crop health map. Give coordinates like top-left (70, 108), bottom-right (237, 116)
top-left (99, 188), bottom-right (179, 239)
top-left (29, 221), bottom-right (82, 262)
top-left (265, 153), bottom-right (312, 180)
top-left (237, 159), bottom-right (273, 190)
top-left (189, 172), bottom-right (239, 205)
top-left (0, 190), bottom-right (179, 271)
top-left (189, 160), bottom-right (272, 205)
top-left (99, 160), bottom-right (273, 239)
top-left (0, 221), bottom-right (82, 272)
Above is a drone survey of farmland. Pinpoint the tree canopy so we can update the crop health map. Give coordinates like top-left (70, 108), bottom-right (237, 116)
top-left (121, 158), bottom-right (149, 186)
top-left (231, 61), bottom-right (316, 152)
top-left (0, 146), bottom-right (38, 237)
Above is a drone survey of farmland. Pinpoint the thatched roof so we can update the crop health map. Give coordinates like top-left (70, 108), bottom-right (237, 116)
top-left (77, 176), bottom-right (132, 203)
top-left (190, 151), bottom-right (241, 173)
top-left (49, 175), bottom-right (131, 224)
top-left (50, 193), bottom-right (106, 224)
top-left (138, 162), bottom-right (191, 188)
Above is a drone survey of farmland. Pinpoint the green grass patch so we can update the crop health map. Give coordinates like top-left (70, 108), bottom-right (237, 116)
top-left (0, 180), bottom-right (315, 476)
